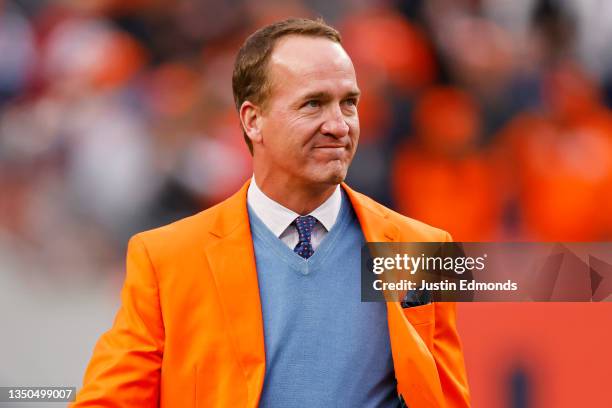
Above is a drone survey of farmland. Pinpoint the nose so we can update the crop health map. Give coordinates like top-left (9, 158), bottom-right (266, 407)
top-left (320, 106), bottom-right (350, 139)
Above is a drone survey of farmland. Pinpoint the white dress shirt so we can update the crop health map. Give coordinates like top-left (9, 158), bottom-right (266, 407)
top-left (246, 176), bottom-right (342, 250)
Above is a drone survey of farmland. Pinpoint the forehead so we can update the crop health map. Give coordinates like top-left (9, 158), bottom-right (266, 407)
top-left (267, 35), bottom-right (358, 98)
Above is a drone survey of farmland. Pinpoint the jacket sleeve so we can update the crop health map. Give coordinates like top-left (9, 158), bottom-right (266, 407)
top-left (433, 232), bottom-right (470, 407)
top-left (71, 234), bottom-right (164, 407)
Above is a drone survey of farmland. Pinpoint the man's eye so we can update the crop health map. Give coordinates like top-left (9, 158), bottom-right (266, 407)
top-left (344, 98), bottom-right (357, 107)
top-left (304, 100), bottom-right (320, 108)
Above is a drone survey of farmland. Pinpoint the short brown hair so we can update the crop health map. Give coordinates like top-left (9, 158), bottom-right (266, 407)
top-left (232, 17), bottom-right (342, 154)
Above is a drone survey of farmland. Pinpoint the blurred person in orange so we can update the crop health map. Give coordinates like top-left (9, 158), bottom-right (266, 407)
top-left (72, 18), bottom-right (470, 408)
top-left (339, 7), bottom-right (438, 205)
top-left (340, 8), bottom-right (437, 95)
top-left (496, 62), bottom-right (612, 240)
top-left (392, 86), bottom-right (505, 241)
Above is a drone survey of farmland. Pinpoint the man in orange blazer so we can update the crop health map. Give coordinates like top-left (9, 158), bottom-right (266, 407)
top-left (73, 18), bottom-right (470, 408)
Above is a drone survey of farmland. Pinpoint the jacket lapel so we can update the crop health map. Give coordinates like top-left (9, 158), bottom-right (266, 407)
top-left (203, 180), bottom-right (265, 408)
top-left (342, 184), bottom-right (445, 407)
top-left (341, 183), bottom-right (400, 242)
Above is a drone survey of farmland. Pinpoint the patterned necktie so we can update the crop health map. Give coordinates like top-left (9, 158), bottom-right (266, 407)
top-left (293, 215), bottom-right (318, 259)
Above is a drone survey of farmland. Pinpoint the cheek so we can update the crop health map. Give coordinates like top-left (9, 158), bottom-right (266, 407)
top-left (284, 119), bottom-right (321, 149)
top-left (265, 110), bottom-right (310, 138)
top-left (349, 114), bottom-right (360, 131)
top-left (265, 125), bottom-right (305, 160)
top-left (348, 117), bottom-right (360, 144)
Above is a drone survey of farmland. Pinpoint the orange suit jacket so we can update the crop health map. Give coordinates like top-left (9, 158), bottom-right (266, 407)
top-left (72, 181), bottom-right (470, 407)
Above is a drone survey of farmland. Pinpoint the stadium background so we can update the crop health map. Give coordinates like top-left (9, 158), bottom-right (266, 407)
top-left (0, 0), bottom-right (611, 406)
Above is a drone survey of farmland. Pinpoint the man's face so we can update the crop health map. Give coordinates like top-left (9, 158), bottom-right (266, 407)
top-left (255, 35), bottom-right (360, 187)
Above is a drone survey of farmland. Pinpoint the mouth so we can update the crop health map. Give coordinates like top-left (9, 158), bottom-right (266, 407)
top-left (313, 145), bottom-right (347, 150)
top-left (312, 145), bottom-right (348, 160)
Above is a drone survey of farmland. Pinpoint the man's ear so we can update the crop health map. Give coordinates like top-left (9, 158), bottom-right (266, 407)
top-left (239, 101), bottom-right (263, 146)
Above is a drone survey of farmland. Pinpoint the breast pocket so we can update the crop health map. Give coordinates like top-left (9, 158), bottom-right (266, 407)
top-left (402, 302), bottom-right (435, 349)
top-left (402, 302), bottom-right (435, 326)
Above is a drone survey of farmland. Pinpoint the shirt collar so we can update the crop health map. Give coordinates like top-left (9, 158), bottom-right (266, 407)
top-left (247, 175), bottom-right (342, 238)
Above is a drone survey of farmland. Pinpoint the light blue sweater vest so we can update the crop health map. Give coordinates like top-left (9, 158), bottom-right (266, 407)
top-left (248, 193), bottom-right (400, 407)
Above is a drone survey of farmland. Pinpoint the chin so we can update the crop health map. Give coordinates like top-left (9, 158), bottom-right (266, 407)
top-left (327, 172), bottom-right (346, 185)
top-left (300, 160), bottom-right (349, 186)
top-left (315, 166), bottom-right (347, 185)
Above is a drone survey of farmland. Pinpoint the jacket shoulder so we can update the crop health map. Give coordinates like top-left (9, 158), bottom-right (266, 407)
top-left (130, 196), bottom-right (232, 259)
top-left (351, 190), bottom-right (451, 242)
top-left (388, 209), bottom-right (451, 242)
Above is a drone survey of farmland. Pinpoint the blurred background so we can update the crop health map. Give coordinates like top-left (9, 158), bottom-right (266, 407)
top-left (0, 0), bottom-right (611, 406)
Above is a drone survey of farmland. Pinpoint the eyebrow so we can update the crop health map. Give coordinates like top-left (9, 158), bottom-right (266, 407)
top-left (299, 89), bottom-right (361, 102)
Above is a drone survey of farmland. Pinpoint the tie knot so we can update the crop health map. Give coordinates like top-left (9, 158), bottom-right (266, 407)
top-left (294, 215), bottom-right (317, 240)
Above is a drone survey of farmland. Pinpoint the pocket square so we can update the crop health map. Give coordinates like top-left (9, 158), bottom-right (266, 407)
top-left (401, 289), bottom-right (432, 308)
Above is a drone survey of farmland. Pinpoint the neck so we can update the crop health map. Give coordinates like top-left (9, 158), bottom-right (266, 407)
top-left (253, 173), bottom-right (337, 215)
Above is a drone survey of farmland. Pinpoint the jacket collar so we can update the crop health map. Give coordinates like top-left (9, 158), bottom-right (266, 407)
top-left (208, 180), bottom-right (399, 242)
top-left (340, 182), bottom-right (400, 242)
